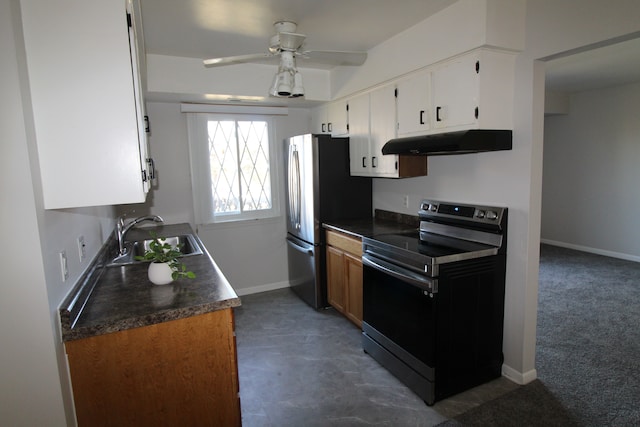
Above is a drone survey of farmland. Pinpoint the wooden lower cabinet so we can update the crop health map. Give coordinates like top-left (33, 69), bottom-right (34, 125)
top-left (326, 230), bottom-right (363, 328)
top-left (65, 308), bottom-right (241, 427)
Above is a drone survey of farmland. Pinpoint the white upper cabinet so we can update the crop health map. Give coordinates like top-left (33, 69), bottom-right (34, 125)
top-left (311, 100), bottom-right (349, 136)
top-left (396, 71), bottom-right (432, 136)
top-left (369, 85), bottom-right (398, 177)
top-left (349, 85), bottom-right (428, 178)
top-left (328, 100), bottom-right (349, 136)
top-left (348, 93), bottom-right (371, 176)
top-left (431, 49), bottom-right (515, 132)
top-left (395, 48), bottom-right (515, 138)
top-left (311, 104), bottom-right (329, 134)
top-left (21, 0), bottom-right (152, 209)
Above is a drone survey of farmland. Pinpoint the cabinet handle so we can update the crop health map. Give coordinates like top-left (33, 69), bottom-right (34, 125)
top-left (419, 110), bottom-right (425, 125)
top-left (322, 123), bottom-right (326, 133)
top-left (475, 107), bottom-right (479, 119)
top-left (147, 158), bottom-right (156, 180)
top-left (372, 156), bottom-right (377, 168)
top-left (144, 115), bottom-right (150, 133)
top-left (362, 157), bottom-right (367, 168)
top-left (328, 122), bottom-right (333, 133)
top-left (436, 106), bottom-right (442, 122)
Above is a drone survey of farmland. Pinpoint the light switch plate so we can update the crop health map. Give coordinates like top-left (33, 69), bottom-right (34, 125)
top-left (77, 235), bottom-right (86, 262)
top-left (59, 251), bottom-right (68, 282)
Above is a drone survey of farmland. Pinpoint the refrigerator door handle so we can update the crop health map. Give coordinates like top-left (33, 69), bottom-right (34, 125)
top-left (294, 149), bottom-right (301, 229)
top-left (287, 236), bottom-right (314, 256)
top-left (288, 146), bottom-right (302, 230)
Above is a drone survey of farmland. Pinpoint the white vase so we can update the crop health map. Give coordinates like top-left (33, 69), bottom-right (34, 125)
top-left (148, 262), bottom-right (174, 285)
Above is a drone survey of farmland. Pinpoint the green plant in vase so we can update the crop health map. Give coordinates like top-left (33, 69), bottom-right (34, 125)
top-left (135, 232), bottom-right (196, 283)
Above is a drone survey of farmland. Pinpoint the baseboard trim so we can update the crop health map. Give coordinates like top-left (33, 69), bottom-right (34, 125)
top-left (234, 281), bottom-right (290, 296)
top-left (541, 239), bottom-right (640, 263)
top-left (502, 364), bottom-right (537, 385)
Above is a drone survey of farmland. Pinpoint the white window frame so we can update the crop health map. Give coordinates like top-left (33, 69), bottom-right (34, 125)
top-left (187, 112), bottom-right (281, 225)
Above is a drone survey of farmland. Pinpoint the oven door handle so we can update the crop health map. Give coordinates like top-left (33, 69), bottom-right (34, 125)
top-left (362, 254), bottom-right (438, 294)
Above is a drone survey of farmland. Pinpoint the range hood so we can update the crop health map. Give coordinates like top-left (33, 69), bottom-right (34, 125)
top-left (382, 129), bottom-right (512, 156)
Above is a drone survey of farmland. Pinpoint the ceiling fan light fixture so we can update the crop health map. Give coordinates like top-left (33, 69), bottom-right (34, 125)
top-left (269, 72), bottom-right (280, 97)
top-left (276, 70), bottom-right (293, 97)
top-left (290, 71), bottom-right (304, 97)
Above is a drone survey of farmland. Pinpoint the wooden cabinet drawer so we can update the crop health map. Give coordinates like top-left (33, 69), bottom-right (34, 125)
top-left (326, 230), bottom-right (362, 256)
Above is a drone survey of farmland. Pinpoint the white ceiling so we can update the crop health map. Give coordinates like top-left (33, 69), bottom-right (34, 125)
top-left (139, 0), bottom-right (640, 94)
top-left (140, 0), bottom-right (456, 67)
top-left (544, 36), bottom-right (640, 93)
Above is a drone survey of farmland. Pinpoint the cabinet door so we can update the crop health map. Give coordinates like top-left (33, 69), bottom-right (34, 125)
top-left (21, 0), bottom-right (149, 208)
top-left (311, 104), bottom-right (329, 134)
top-left (328, 100), bottom-right (349, 136)
top-left (127, 0), bottom-right (152, 193)
top-left (431, 54), bottom-right (479, 130)
top-left (369, 85), bottom-right (398, 177)
top-left (348, 93), bottom-right (371, 176)
top-left (66, 309), bottom-right (241, 426)
top-left (344, 252), bottom-right (363, 328)
top-left (327, 246), bottom-right (346, 313)
top-left (396, 71), bottom-right (431, 136)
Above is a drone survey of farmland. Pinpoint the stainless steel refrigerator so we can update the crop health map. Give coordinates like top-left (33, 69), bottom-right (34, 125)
top-left (285, 134), bottom-right (372, 309)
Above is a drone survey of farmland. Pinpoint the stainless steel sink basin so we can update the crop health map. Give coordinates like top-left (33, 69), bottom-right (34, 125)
top-left (107, 234), bottom-right (203, 267)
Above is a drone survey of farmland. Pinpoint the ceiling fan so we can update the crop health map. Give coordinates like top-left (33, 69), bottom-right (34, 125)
top-left (202, 21), bottom-right (367, 98)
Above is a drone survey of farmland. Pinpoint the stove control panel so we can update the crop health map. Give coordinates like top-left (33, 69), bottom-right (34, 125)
top-left (419, 199), bottom-right (506, 228)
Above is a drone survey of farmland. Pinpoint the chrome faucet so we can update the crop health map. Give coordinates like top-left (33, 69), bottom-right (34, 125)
top-left (116, 215), bottom-right (164, 256)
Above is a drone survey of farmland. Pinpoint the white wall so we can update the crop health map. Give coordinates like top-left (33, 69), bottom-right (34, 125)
top-left (2, 0), bottom-right (120, 424)
top-left (542, 82), bottom-right (640, 261)
top-left (1, 2), bottom-right (68, 424)
top-left (124, 104), bottom-right (312, 295)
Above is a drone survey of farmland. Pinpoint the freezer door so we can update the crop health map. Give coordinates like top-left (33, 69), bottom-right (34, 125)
top-left (286, 234), bottom-right (324, 309)
top-left (285, 135), bottom-right (317, 243)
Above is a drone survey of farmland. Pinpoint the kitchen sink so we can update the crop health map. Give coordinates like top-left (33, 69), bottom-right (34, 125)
top-left (107, 234), bottom-right (203, 267)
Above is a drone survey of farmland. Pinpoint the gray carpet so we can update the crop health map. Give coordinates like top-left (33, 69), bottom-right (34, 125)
top-left (433, 244), bottom-right (640, 427)
top-left (437, 379), bottom-right (579, 426)
top-left (535, 244), bottom-right (640, 426)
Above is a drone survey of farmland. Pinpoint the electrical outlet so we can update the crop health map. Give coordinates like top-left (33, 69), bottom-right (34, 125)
top-left (77, 235), bottom-right (86, 262)
top-left (403, 195), bottom-right (409, 208)
top-left (59, 251), bottom-right (69, 282)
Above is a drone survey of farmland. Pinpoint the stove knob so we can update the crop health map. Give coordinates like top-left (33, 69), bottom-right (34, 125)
top-left (475, 210), bottom-right (486, 219)
top-left (486, 210), bottom-right (498, 220)
top-left (429, 204), bottom-right (437, 212)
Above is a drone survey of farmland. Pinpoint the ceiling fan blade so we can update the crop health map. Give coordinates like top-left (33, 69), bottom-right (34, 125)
top-left (203, 53), bottom-right (275, 67)
top-left (299, 50), bottom-right (367, 66)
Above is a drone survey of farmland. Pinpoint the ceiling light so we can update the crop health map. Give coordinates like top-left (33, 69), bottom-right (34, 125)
top-left (277, 70), bottom-right (293, 97)
top-left (270, 51), bottom-right (305, 99)
top-left (290, 71), bottom-right (304, 98)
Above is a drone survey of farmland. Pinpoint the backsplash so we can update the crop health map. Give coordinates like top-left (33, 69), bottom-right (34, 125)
top-left (374, 209), bottom-right (420, 227)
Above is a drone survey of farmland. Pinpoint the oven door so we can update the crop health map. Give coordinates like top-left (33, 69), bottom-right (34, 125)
top-left (362, 254), bottom-right (438, 385)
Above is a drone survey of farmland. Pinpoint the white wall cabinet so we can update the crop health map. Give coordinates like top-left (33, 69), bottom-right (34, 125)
top-left (348, 93), bottom-right (370, 176)
top-left (369, 85), bottom-right (399, 177)
top-left (311, 104), bottom-right (329, 134)
top-left (21, 0), bottom-right (152, 209)
top-left (311, 100), bottom-right (349, 136)
top-left (395, 49), bottom-right (515, 138)
top-left (396, 71), bottom-right (432, 136)
top-left (328, 100), bottom-right (349, 136)
top-left (431, 49), bottom-right (515, 132)
top-left (349, 86), bottom-right (427, 178)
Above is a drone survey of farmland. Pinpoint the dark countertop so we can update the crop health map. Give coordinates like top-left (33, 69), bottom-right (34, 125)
top-left (323, 209), bottom-right (420, 238)
top-left (60, 223), bottom-right (240, 342)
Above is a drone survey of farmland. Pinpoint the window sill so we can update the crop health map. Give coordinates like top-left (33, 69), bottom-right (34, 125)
top-left (197, 215), bottom-right (283, 231)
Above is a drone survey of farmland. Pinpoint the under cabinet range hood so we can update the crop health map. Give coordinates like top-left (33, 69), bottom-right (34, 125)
top-left (382, 129), bottom-right (512, 156)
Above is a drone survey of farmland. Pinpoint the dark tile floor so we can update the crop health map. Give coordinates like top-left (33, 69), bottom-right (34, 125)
top-left (234, 288), bottom-right (518, 426)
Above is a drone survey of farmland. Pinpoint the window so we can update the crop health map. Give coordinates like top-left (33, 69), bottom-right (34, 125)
top-left (187, 113), bottom-right (280, 224)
